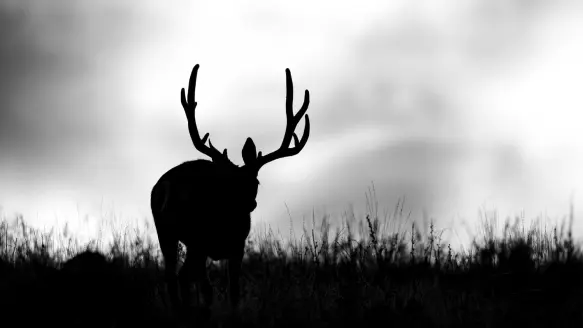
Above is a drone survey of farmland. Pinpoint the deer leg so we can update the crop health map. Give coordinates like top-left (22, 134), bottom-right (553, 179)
top-left (178, 252), bottom-right (195, 308)
top-left (158, 232), bottom-right (180, 310)
top-left (228, 252), bottom-right (244, 309)
top-left (191, 255), bottom-right (213, 308)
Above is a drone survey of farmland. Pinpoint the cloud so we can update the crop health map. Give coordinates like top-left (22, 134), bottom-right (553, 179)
top-left (1, 0), bottom-right (582, 248)
top-left (0, 1), bottom-right (163, 189)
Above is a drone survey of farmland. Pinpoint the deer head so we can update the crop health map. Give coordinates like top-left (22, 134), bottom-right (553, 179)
top-left (181, 63), bottom-right (310, 176)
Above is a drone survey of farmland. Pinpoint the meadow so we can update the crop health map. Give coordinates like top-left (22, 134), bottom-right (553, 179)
top-left (1, 196), bottom-right (582, 328)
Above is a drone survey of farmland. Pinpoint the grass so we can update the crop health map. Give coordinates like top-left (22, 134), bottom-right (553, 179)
top-left (1, 196), bottom-right (582, 328)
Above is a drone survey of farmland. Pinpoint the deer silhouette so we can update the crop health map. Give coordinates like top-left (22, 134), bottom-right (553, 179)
top-left (151, 64), bottom-right (310, 312)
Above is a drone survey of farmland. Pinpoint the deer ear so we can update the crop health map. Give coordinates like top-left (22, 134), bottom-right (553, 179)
top-left (242, 137), bottom-right (257, 165)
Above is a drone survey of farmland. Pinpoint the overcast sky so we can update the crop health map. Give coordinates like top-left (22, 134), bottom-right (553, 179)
top-left (1, 0), bottom-right (583, 249)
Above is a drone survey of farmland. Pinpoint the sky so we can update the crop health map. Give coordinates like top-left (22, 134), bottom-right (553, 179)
top-left (1, 0), bottom-right (583, 250)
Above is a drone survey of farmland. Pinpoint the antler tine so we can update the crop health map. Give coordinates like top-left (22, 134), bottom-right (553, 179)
top-left (255, 68), bottom-right (310, 170)
top-left (180, 64), bottom-right (229, 162)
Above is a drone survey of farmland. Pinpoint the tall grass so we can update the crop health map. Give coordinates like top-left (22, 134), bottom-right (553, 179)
top-left (1, 196), bottom-right (582, 328)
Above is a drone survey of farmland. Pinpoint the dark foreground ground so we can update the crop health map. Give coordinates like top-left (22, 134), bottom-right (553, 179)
top-left (1, 214), bottom-right (582, 328)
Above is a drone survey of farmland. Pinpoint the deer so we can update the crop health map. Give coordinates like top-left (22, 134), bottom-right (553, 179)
top-left (150, 64), bottom-right (310, 312)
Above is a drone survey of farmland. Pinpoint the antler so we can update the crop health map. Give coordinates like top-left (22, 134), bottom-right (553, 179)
top-left (181, 64), bottom-right (230, 162)
top-left (255, 68), bottom-right (310, 170)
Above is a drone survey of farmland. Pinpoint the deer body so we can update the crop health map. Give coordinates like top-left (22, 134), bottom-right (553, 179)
top-left (151, 64), bottom-right (310, 312)
top-left (151, 160), bottom-right (254, 260)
